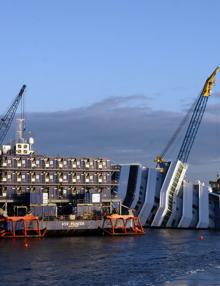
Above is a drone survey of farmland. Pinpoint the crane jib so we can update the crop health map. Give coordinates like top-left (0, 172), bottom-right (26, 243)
top-left (177, 95), bottom-right (208, 163)
top-left (154, 66), bottom-right (219, 165)
top-left (0, 85), bottom-right (26, 145)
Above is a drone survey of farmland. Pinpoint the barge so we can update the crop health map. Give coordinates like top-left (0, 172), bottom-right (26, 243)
top-left (0, 117), bottom-right (115, 235)
top-left (0, 117), bottom-right (144, 237)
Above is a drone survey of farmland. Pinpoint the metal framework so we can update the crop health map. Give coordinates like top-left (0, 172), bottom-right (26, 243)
top-left (0, 85), bottom-right (26, 145)
top-left (155, 67), bottom-right (219, 164)
top-left (0, 215), bottom-right (47, 238)
top-left (178, 67), bottom-right (219, 163)
top-left (177, 94), bottom-right (208, 163)
top-left (102, 214), bottom-right (144, 235)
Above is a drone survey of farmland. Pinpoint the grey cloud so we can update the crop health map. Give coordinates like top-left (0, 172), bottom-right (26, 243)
top-left (6, 95), bottom-right (220, 184)
top-left (212, 91), bottom-right (220, 99)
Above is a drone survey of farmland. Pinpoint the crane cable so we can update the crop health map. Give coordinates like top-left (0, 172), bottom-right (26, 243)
top-left (155, 94), bottom-right (200, 163)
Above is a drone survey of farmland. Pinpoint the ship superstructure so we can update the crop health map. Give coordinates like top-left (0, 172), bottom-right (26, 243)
top-left (117, 163), bottom-right (215, 229)
top-left (0, 137), bottom-right (119, 220)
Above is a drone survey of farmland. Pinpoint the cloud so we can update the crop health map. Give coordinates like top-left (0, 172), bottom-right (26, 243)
top-left (212, 91), bottom-right (220, 99)
top-left (6, 95), bottom-right (220, 184)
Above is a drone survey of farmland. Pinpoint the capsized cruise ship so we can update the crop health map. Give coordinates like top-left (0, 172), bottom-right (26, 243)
top-left (117, 162), bottom-right (218, 229)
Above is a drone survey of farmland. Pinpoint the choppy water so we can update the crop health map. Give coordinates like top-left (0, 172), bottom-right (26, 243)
top-left (0, 229), bottom-right (220, 286)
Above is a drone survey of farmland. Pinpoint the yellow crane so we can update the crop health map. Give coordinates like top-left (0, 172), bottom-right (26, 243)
top-left (155, 67), bottom-right (219, 166)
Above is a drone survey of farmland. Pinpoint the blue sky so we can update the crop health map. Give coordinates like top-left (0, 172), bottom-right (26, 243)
top-left (0, 0), bottom-right (220, 113)
top-left (1, 1), bottom-right (220, 181)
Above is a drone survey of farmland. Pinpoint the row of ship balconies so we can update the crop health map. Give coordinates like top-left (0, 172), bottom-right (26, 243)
top-left (0, 186), bottom-right (111, 193)
top-left (0, 186), bottom-right (112, 201)
top-left (0, 171), bottom-right (114, 185)
top-left (0, 156), bottom-right (113, 171)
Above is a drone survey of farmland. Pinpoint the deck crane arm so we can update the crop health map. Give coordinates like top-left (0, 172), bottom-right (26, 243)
top-left (0, 85), bottom-right (26, 145)
top-left (155, 67), bottom-right (219, 165)
top-left (177, 67), bottom-right (219, 163)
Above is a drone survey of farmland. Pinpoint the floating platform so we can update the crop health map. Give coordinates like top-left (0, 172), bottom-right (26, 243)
top-left (0, 215), bottom-right (47, 238)
top-left (101, 214), bottom-right (144, 236)
top-left (0, 215), bottom-right (145, 238)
